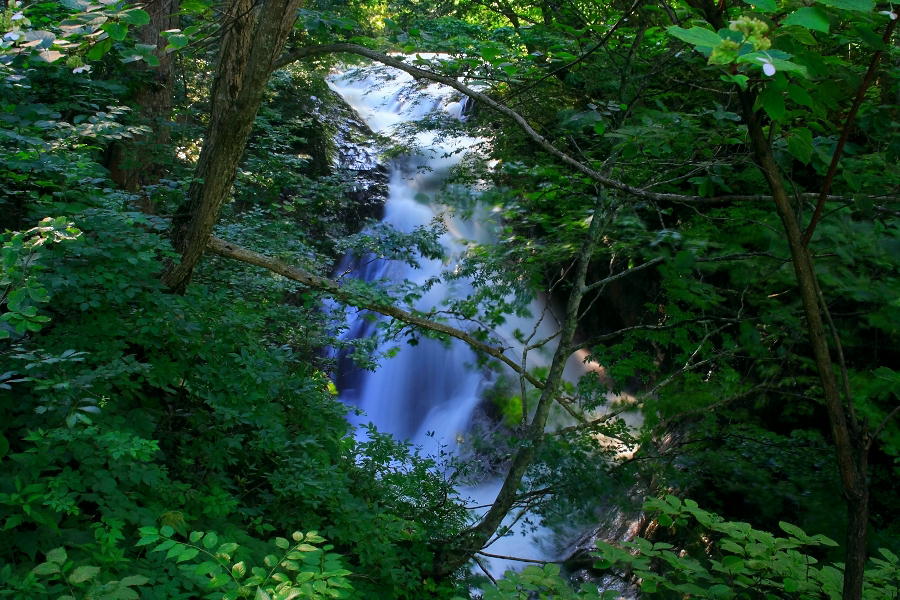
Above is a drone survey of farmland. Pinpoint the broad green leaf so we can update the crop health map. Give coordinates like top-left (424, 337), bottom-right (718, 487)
top-left (479, 45), bottom-right (502, 63)
top-left (68, 565), bottom-right (101, 584)
top-left (817, 0), bottom-right (874, 10)
top-left (32, 562), bottom-right (60, 575)
top-left (102, 22), bottom-right (128, 41)
top-left (193, 561), bottom-right (220, 576)
top-left (122, 8), bottom-right (151, 25)
top-left (667, 26), bottom-right (722, 48)
top-left (783, 7), bottom-right (830, 32)
top-left (759, 86), bottom-right (785, 121)
top-left (217, 542), bottom-right (239, 557)
top-left (202, 532), bottom-right (218, 549)
top-left (119, 575), bottom-right (149, 586)
top-left (788, 85), bottom-right (815, 108)
top-left (779, 521), bottom-right (808, 538)
top-left (744, 0), bottom-right (776, 11)
top-left (787, 127), bottom-right (814, 164)
top-left (87, 38), bottom-right (113, 60)
top-left (141, 53), bottom-right (161, 67)
top-left (274, 537), bottom-right (289, 549)
top-left (165, 33), bottom-right (189, 51)
top-left (231, 561), bottom-right (246, 578)
top-left (46, 547), bottom-right (67, 564)
top-left (738, 52), bottom-right (809, 77)
top-left (177, 547), bottom-right (200, 562)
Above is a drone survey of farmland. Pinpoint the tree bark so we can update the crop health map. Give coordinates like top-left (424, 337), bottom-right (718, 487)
top-left (161, 0), bottom-right (303, 292)
top-left (737, 90), bottom-right (869, 600)
top-left (107, 0), bottom-right (180, 193)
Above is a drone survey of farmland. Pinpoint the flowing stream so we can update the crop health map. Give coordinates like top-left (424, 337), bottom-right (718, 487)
top-left (328, 62), bottom-right (591, 576)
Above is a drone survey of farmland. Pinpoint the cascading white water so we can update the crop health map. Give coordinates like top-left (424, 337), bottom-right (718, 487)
top-left (328, 61), bottom-right (590, 576)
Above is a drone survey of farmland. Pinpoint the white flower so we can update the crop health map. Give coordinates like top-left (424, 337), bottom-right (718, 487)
top-left (10, 12), bottom-right (25, 21)
top-left (73, 65), bottom-right (92, 74)
top-left (757, 55), bottom-right (776, 77)
top-left (3, 31), bottom-right (21, 41)
top-left (878, 9), bottom-right (897, 19)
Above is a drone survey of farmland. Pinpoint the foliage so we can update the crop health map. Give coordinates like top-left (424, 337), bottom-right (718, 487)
top-left (594, 496), bottom-right (900, 599)
top-left (1, 0), bottom-right (898, 597)
top-left (134, 528), bottom-right (353, 600)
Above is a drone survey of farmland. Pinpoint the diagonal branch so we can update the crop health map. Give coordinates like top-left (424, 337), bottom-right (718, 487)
top-left (801, 17), bottom-right (897, 246)
top-left (583, 255), bottom-right (665, 293)
top-left (207, 235), bottom-right (546, 388)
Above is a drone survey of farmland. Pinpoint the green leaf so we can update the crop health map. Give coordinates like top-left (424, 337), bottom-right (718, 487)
top-left (87, 38), bottom-right (113, 60)
top-left (817, 0), bottom-right (874, 11)
top-left (255, 588), bottom-right (272, 600)
top-left (274, 537), bottom-right (290, 549)
top-left (119, 575), bottom-right (149, 586)
top-left (788, 85), bottom-right (815, 108)
top-left (783, 7), bottom-right (830, 32)
top-left (177, 547), bottom-right (200, 562)
top-left (479, 45), bottom-right (502, 63)
top-left (102, 22), bottom-right (128, 41)
top-left (46, 547), bottom-right (67, 564)
top-left (231, 561), bottom-right (246, 578)
top-left (122, 8), bottom-right (151, 25)
top-left (784, 577), bottom-right (800, 592)
top-left (32, 562), bottom-right (61, 575)
top-left (667, 26), bottom-right (723, 48)
top-left (779, 521), bottom-right (808, 539)
top-left (217, 542), bottom-right (240, 557)
top-left (787, 127), bottom-right (814, 164)
top-left (165, 34), bottom-right (189, 51)
top-left (759, 86), bottom-right (785, 121)
top-left (202, 532), bottom-right (218, 549)
top-left (69, 565), bottom-right (101, 584)
top-left (744, 0), bottom-right (776, 11)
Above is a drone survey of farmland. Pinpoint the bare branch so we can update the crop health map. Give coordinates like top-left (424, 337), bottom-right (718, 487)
top-left (867, 405), bottom-right (900, 453)
top-left (802, 17), bottom-right (898, 246)
top-left (583, 255), bottom-right (665, 293)
top-left (476, 550), bottom-right (559, 564)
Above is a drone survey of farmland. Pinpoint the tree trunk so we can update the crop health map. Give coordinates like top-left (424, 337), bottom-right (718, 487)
top-left (737, 90), bottom-right (869, 600)
top-left (434, 195), bottom-right (606, 576)
top-left (161, 0), bottom-right (303, 292)
top-left (106, 0), bottom-right (179, 193)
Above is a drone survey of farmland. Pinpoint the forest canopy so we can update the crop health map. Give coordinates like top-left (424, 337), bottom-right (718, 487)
top-left (0, 0), bottom-right (898, 598)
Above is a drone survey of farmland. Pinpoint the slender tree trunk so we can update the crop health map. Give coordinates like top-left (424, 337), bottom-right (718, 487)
top-left (738, 90), bottom-right (869, 600)
top-left (161, 0), bottom-right (302, 292)
top-left (434, 195), bottom-right (606, 576)
top-left (107, 0), bottom-right (179, 192)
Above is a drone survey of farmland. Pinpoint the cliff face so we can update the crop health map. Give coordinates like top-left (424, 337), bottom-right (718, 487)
top-left (253, 68), bottom-right (389, 247)
top-left (320, 83), bottom-right (388, 232)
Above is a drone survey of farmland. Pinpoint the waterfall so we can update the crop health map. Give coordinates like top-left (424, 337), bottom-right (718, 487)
top-left (328, 61), bottom-right (592, 576)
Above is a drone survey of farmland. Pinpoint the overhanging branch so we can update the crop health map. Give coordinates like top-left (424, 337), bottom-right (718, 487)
top-left (274, 43), bottom-right (891, 206)
top-left (207, 235), bottom-right (544, 389)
